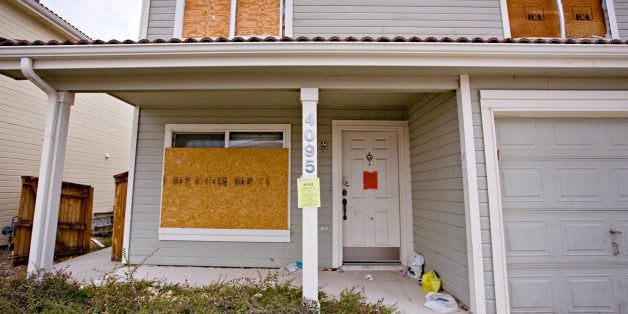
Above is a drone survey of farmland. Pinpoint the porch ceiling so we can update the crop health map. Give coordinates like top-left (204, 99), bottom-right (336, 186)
top-left (111, 89), bottom-right (424, 108)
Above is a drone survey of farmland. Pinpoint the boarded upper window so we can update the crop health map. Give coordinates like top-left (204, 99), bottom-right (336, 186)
top-left (182, 0), bottom-right (281, 38)
top-left (507, 0), bottom-right (608, 38)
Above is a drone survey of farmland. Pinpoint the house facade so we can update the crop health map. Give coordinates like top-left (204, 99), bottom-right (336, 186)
top-left (0, 0), bottom-right (133, 246)
top-left (0, 0), bottom-right (627, 313)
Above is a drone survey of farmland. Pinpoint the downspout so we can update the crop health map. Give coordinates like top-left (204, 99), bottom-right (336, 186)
top-left (20, 57), bottom-right (61, 276)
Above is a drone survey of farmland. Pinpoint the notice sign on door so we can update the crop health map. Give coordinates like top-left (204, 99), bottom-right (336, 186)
top-left (363, 171), bottom-right (378, 190)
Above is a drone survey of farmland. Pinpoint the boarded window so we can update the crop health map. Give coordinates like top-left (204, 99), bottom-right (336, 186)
top-left (562, 0), bottom-right (607, 37)
top-left (507, 0), bottom-right (607, 38)
top-left (182, 0), bottom-right (281, 38)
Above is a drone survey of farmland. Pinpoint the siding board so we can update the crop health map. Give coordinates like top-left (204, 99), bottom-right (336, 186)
top-left (407, 92), bottom-right (470, 306)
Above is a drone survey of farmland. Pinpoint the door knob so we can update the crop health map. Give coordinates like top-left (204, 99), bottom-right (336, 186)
top-left (612, 241), bottom-right (620, 256)
top-left (610, 229), bottom-right (623, 235)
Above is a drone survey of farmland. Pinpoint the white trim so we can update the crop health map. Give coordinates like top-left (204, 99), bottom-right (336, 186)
top-left (138, 0), bottom-right (151, 40)
top-left (2, 43), bottom-right (627, 74)
top-left (159, 123), bottom-right (291, 242)
top-left (173, 0), bottom-right (185, 38)
top-left (331, 120), bottom-right (413, 269)
top-left (284, 0), bottom-right (293, 37)
top-left (159, 228), bottom-right (290, 242)
top-left (498, 0), bottom-right (511, 38)
top-left (556, 0), bottom-right (567, 38)
top-left (606, 0), bottom-right (620, 39)
top-left (122, 106), bottom-right (139, 264)
top-left (229, 0), bottom-right (237, 38)
top-left (457, 75), bottom-right (486, 314)
top-left (479, 90), bottom-right (628, 314)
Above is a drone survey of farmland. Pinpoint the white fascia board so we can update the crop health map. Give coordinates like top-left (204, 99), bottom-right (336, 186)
top-left (15, 0), bottom-right (89, 41)
top-left (0, 42), bottom-right (627, 72)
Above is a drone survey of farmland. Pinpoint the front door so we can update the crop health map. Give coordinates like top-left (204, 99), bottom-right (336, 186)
top-left (342, 131), bottom-right (401, 263)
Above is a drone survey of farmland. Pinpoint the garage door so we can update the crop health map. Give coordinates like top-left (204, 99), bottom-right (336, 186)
top-left (496, 118), bottom-right (628, 313)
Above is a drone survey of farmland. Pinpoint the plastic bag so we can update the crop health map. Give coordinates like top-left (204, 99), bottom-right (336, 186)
top-left (421, 270), bottom-right (441, 293)
top-left (424, 292), bottom-right (459, 313)
top-left (402, 252), bottom-right (424, 279)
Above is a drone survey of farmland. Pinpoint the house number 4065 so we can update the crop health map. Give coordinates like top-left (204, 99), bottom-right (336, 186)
top-left (304, 114), bottom-right (316, 173)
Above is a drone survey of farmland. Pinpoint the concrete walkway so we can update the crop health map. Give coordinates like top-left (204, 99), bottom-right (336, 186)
top-left (55, 248), bottom-right (465, 314)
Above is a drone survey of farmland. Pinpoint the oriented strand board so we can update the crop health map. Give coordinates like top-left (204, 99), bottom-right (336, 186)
top-left (507, 0), bottom-right (561, 38)
top-left (235, 0), bottom-right (280, 37)
top-left (160, 148), bottom-right (289, 230)
top-left (562, 0), bottom-right (607, 37)
top-left (183, 0), bottom-right (231, 38)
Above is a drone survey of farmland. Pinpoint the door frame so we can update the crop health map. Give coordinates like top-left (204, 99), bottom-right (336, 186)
top-left (480, 90), bottom-right (628, 314)
top-left (331, 120), bottom-right (412, 268)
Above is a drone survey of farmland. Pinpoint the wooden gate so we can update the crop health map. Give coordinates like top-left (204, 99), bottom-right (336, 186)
top-left (13, 176), bottom-right (94, 266)
top-left (111, 171), bottom-right (128, 262)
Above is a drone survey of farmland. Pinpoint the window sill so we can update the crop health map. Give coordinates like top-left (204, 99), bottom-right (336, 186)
top-left (158, 228), bottom-right (290, 242)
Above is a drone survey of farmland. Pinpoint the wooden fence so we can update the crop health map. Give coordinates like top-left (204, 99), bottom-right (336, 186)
top-left (111, 171), bottom-right (128, 262)
top-left (13, 176), bottom-right (94, 266)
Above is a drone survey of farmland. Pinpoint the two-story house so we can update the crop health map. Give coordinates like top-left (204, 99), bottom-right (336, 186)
top-left (0, 0), bottom-right (133, 245)
top-left (0, 0), bottom-right (627, 312)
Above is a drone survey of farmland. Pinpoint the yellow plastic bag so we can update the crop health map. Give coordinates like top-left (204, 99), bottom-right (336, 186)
top-left (421, 271), bottom-right (441, 293)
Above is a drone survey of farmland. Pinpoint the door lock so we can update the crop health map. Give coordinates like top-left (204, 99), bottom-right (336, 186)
top-left (612, 241), bottom-right (620, 256)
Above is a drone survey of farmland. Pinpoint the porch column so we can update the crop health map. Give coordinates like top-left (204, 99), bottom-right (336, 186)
top-left (300, 88), bottom-right (319, 303)
top-left (27, 91), bottom-right (74, 275)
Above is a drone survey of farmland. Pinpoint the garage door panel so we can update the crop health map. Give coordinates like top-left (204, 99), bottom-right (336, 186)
top-left (607, 120), bottom-right (628, 149)
top-left (560, 219), bottom-right (610, 257)
top-left (504, 220), bottom-right (551, 257)
top-left (495, 119), bottom-right (541, 150)
top-left (549, 119), bottom-right (599, 151)
top-left (500, 168), bottom-right (544, 201)
top-left (564, 274), bottom-right (616, 313)
top-left (614, 168), bottom-right (628, 202)
top-left (508, 274), bottom-right (555, 313)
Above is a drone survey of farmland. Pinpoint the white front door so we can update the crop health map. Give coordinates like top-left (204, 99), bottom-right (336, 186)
top-left (342, 131), bottom-right (401, 262)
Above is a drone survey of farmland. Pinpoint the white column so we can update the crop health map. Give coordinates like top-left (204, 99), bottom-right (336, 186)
top-left (457, 75), bottom-right (486, 313)
top-left (27, 91), bottom-right (74, 276)
top-left (300, 88), bottom-right (319, 303)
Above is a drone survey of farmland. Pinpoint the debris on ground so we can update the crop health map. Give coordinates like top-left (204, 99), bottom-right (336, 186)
top-left (424, 292), bottom-right (459, 313)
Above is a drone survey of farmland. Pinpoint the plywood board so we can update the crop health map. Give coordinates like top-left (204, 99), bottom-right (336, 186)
top-left (160, 148), bottom-right (289, 230)
top-left (183, 0), bottom-right (231, 38)
top-left (507, 0), bottom-right (561, 38)
top-left (235, 0), bottom-right (280, 37)
top-left (562, 0), bottom-right (606, 37)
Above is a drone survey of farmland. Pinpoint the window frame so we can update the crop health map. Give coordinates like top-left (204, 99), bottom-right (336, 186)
top-left (173, 0), bottom-right (292, 39)
top-left (159, 124), bottom-right (292, 242)
top-left (500, 0), bottom-right (620, 39)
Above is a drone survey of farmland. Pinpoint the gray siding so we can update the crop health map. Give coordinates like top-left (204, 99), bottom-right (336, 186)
top-left (407, 92), bottom-right (469, 306)
top-left (292, 0), bottom-right (504, 38)
top-left (469, 76), bottom-right (628, 313)
top-left (617, 0), bottom-right (628, 39)
top-left (146, 0), bottom-right (176, 40)
top-left (129, 101), bottom-right (406, 267)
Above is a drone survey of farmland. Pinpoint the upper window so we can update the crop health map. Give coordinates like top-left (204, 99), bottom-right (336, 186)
top-left (174, 0), bottom-right (287, 38)
top-left (506, 0), bottom-right (610, 38)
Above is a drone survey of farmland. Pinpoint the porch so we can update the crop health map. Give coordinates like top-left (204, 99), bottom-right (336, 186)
top-left (55, 248), bottom-right (458, 314)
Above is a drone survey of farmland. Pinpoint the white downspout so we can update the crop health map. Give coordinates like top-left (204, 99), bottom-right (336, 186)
top-left (20, 57), bottom-right (73, 276)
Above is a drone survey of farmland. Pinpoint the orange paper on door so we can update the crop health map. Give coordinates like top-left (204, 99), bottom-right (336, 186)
top-left (363, 171), bottom-right (378, 190)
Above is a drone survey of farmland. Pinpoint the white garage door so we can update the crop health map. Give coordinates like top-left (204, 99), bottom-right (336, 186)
top-left (497, 118), bottom-right (628, 313)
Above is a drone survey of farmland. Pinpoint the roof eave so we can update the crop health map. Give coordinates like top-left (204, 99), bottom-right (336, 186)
top-left (14, 0), bottom-right (90, 41)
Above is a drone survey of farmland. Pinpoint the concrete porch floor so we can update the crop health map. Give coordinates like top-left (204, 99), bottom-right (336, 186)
top-left (54, 248), bottom-right (465, 314)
